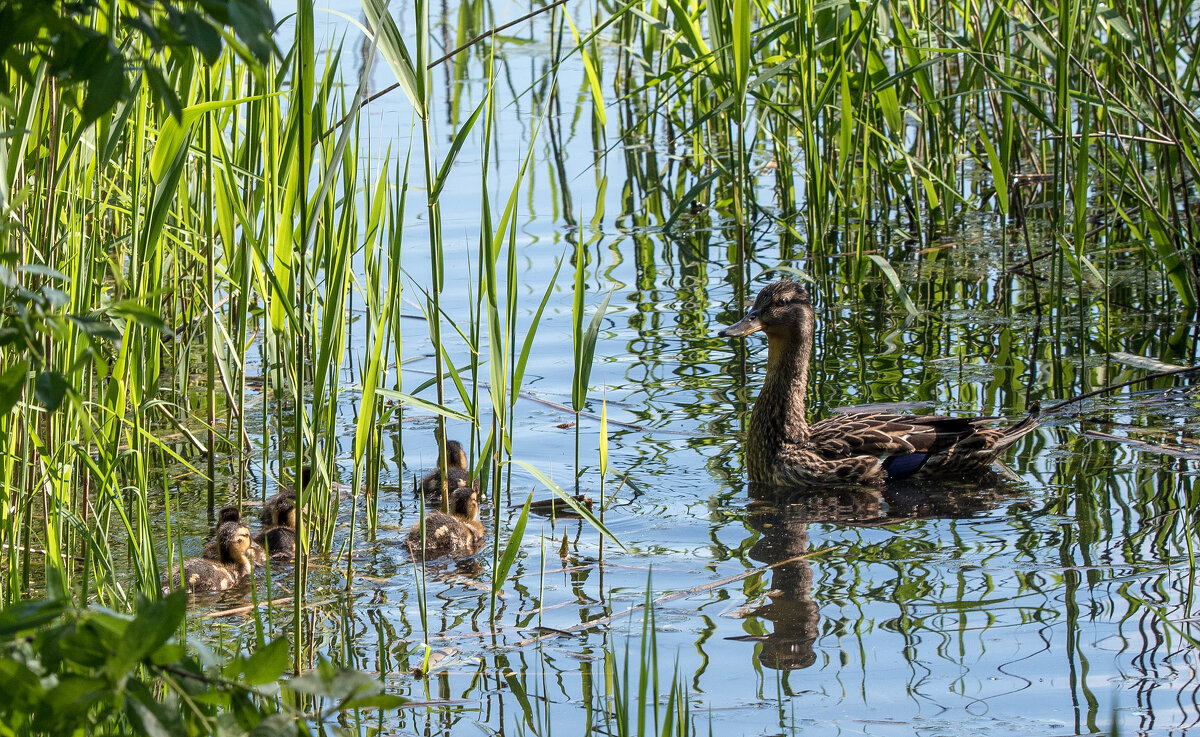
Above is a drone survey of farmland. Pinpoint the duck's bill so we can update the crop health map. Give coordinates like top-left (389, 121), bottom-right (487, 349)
top-left (718, 314), bottom-right (763, 337)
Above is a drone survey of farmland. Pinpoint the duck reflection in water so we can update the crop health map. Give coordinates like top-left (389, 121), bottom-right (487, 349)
top-left (732, 476), bottom-right (1013, 671)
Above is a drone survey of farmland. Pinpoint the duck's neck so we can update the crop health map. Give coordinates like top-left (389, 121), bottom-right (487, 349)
top-left (747, 331), bottom-right (811, 480)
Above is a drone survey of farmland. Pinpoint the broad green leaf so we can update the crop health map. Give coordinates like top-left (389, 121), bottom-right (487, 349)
top-left (0, 359), bottom-right (28, 416)
top-left (34, 371), bottom-right (68, 412)
top-left (238, 637), bottom-right (291, 686)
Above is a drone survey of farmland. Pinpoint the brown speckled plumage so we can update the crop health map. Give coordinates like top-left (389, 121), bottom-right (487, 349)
top-left (419, 439), bottom-right (473, 501)
top-left (163, 521), bottom-right (254, 595)
top-left (253, 500), bottom-right (297, 561)
top-left (406, 486), bottom-right (485, 560)
top-left (719, 280), bottom-right (1040, 487)
top-left (260, 465), bottom-right (313, 527)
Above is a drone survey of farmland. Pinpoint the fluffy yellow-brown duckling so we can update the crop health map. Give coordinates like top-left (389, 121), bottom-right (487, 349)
top-left (162, 521), bottom-right (254, 595)
top-left (254, 499), bottom-right (297, 561)
top-left (406, 486), bottom-right (485, 560)
top-left (260, 465), bottom-right (313, 527)
top-left (419, 440), bottom-right (473, 501)
top-left (202, 505), bottom-right (266, 565)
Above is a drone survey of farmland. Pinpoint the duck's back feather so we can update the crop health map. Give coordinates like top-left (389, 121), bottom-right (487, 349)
top-left (763, 409), bottom-right (1040, 486)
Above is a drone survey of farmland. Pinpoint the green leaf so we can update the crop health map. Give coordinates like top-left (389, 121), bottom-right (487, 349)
top-left (564, 10), bottom-right (606, 126)
top-left (238, 637), bottom-right (290, 686)
top-left (150, 95), bottom-right (279, 182)
top-left (108, 301), bottom-right (171, 333)
top-left (0, 359), bottom-right (28, 416)
top-left (122, 592), bottom-right (185, 664)
top-left (864, 254), bottom-right (918, 317)
top-left (34, 371), bottom-right (68, 412)
top-left (362, 0), bottom-right (425, 117)
top-left (81, 50), bottom-right (125, 125)
top-left (432, 96), bottom-right (486, 201)
top-left (41, 286), bottom-right (69, 309)
top-left (18, 264), bottom-right (68, 281)
top-left (67, 315), bottom-right (122, 341)
top-left (0, 596), bottom-right (69, 639)
top-left (509, 460), bottom-right (626, 550)
top-left (246, 713), bottom-right (299, 737)
top-left (125, 680), bottom-right (185, 737)
top-left (375, 388), bottom-right (473, 423)
top-left (979, 126), bottom-right (1008, 214)
top-left (341, 692), bottom-right (413, 710)
top-left (572, 289), bottom-right (612, 411)
top-left (178, 10), bottom-right (221, 63)
top-left (492, 491), bottom-right (533, 593)
top-left (144, 67), bottom-right (183, 122)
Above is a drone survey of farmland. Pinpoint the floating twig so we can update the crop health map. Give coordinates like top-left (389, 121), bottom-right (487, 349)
top-left (1044, 364), bottom-right (1200, 414)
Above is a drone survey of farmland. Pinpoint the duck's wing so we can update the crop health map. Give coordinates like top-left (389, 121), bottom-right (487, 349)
top-left (807, 412), bottom-right (995, 479)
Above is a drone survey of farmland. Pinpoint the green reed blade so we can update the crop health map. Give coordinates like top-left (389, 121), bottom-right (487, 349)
top-left (492, 490), bottom-right (532, 594)
top-left (508, 460), bottom-right (625, 550)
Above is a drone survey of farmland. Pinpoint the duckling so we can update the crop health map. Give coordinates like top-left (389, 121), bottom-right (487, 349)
top-left (718, 280), bottom-right (1041, 486)
top-left (260, 465), bottom-right (313, 527)
top-left (406, 486), bottom-right (485, 560)
top-left (419, 440), bottom-right (473, 501)
top-left (202, 505), bottom-right (266, 565)
top-left (254, 499), bottom-right (297, 561)
top-left (162, 521), bottom-right (254, 594)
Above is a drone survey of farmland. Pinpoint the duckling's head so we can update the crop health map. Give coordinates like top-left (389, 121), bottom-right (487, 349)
top-left (445, 440), bottom-right (468, 471)
top-left (449, 486), bottom-right (480, 521)
top-left (719, 280), bottom-right (813, 342)
top-left (217, 505), bottom-right (242, 525)
top-left (298, 465), bottom-right (314, 489)
top-left (217, 521), bottom-right (253, 563)
top-left (276, 499), bottom-right (297, 530)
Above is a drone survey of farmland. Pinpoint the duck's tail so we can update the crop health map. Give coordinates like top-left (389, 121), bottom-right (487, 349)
top-left (997, 401), bottom-right (1041, 447)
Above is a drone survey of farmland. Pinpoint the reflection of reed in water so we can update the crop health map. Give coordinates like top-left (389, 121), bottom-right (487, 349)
top-left (737, 479), bottom-right (1016, 670)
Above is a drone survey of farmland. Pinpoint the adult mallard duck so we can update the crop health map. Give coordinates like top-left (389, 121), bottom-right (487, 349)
top-left (162, 521), bottom-right (254, 594)
top-left (419, 439), bottom-right (473, 500)
top-left (718, 280), bottom-right (1040, 486)
top-left (406, 486), bottom-right (485, 560)
top-left (202, 505), bottom-right (266, 565)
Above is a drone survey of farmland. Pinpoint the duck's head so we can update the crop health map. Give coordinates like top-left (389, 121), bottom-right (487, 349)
top-left (299, 465), bottom-right (314, 489)
top-left (444, 440), bottom-right (468, 470)
top-left (449, 486), bottom-right (480, 521)
top-left (217, 521), bottom-right (253, 563)
top-left (217, 505), bottom-right (241, 525)
top-left (719, 280), bottom-right (813, 342)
